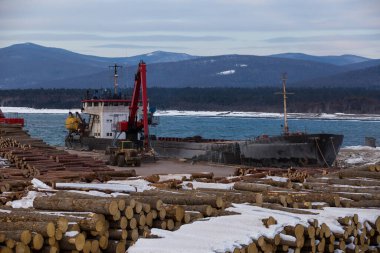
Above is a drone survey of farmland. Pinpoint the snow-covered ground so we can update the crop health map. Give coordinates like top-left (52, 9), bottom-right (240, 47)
top-left (2, 107), bottom-right (380, 121)
top-left (1, 107), bottom-right (81, 114)
top-left (155, 110), bottom-right (380, 121)
top-left (338, 146), bottom-right (380, 167)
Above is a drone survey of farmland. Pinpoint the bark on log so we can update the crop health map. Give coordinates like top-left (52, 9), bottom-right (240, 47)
top-left (0, 230), bottom-right (31, 245)
top-left (60, 232), bottom-right (86, 251)
top-left (0, 221), bottom-right (55, 237)
top-left (33, 196), bottom-right (119, 215)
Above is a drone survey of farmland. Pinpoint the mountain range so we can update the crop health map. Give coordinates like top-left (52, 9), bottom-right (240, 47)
top-left (0, 43), bottom-right (379, 89)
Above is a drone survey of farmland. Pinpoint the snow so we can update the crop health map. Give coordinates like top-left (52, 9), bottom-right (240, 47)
top-left (154, 110), bottom-right (380, 122)
top-left (31, 178), bottom-right (52, 189)
top-left (106, 179), bottom-right (154, 192)
top-left (0, 209), bottom-right (11, 213)
top-left (344, 146), bottom-right (380, 151)
top-left (3, 107), bottom-right (380, 122)
top-left (128, 204), bottom-right (380, 253)
top-left (217, 70), bottom-right (235, 75)
top-left (345, 157), bottom-right (364, 164)
top-left (182, 181), bottom-right (234, 190)
top-left (55, 182), bottom-right (137, 193)
top-left (8, 191), bottom-right (51, 208)
top-left (1, 107), bottom-right (81, 114)
top-left (65, 231), bottom-right (79, 237)
top-left (264, 176), bottom-right (289, 182)
top-left (158, 174), bottom-right (192, 182)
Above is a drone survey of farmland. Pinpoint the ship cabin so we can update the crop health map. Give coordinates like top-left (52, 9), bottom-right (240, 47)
top-left (81, 99), bottom-right (145, 139)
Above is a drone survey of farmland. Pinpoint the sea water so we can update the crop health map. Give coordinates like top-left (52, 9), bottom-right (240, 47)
top-left (4, 110), bottom-right (379, 147)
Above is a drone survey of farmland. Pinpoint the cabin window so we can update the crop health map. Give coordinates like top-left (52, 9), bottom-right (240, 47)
top-left (94, 102), bottom-right (98, 107)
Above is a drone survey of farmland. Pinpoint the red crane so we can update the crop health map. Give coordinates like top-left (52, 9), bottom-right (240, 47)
top-left (117, 61), bottom-right (150, 149)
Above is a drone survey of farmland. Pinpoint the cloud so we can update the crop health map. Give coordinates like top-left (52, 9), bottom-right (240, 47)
top-left (1, 0), bottom-right (380, 57)
top-left (265, 34), bottom-right (380, 43)
top-left (93, 44), bottom-right (186, 50)
top-left (0, 33), bottom-right (232, 42)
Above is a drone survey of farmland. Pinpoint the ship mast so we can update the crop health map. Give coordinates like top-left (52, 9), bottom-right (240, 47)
top-left (276, 73), bottom-right (293, 135)
top-left (109, 64), bottom-right (122, 96)
top-left (282, 73), bottom-right (289, 134)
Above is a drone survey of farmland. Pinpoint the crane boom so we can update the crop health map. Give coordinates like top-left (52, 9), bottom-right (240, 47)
top-left (116, 61), bottom-right (150, 149)
top-left (127, 61), bottom-right (149, 149)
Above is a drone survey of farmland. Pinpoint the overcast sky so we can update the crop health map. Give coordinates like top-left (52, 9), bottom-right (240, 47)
top-left (1, 0), bottom-right (379, 58)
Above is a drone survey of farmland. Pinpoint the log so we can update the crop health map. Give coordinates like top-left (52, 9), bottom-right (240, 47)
top-left (233, 182), bottom-right (272, 192)
top-left (165, 205), bottom-right (185, 222)
top-left (31, 233), bottom-right (44, 250)
top-left (0, 210), bottom-right (68, 233)
top-left (0, 221), bottom-right (55, 237)
top-left (182, 205), bottom-right (213, 216)
top-left (33, 196), bottom-right (119, 215)
top-left (127, 229), bottom-right (139, 241)
top-left (157, 195), bottom-right (224, 208)
top-left (339, 170), bottom-right (380, 180)
top-left (108, 229), bottom-right (128, 240)
top-left (0, 230), bottom-right (31, 245)
top-left (60, 232), bottom-right (86, 251)
top-left (104, 240), bottom-right (126, 253)
top-left (130, 197), bottom-right (163, 211)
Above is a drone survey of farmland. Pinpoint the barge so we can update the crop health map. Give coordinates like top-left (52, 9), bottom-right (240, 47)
top-left (65, 64), bottom-right (343, 167)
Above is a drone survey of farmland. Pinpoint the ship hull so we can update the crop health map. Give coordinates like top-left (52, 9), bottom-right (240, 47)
top-left (151, 134), bottom-right (343, 167)
top-left (73, 133), bottom-right (343, 167)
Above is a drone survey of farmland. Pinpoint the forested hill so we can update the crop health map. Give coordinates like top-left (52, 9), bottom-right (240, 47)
top-left (1, 43), bottom-right (379, 89)
top-left (1, 88), bottom-right (379, 114)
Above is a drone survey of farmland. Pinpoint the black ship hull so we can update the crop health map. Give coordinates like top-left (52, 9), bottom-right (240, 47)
top-left (151, 133), bottom-right (344, 167)
top-left (73, 133), bottom-right (343, 167)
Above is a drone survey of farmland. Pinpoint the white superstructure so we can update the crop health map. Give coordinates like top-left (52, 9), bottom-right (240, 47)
top-left (81, 99), bottom-right (144, 139)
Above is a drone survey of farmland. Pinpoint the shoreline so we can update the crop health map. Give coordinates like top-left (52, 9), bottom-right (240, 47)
top-left (2, 107), bottom-right (380, 121)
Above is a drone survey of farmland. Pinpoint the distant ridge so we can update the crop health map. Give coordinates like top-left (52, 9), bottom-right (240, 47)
top-left (269, 53), bottom-right (370, 66)
top-left (0, 43), bottom-right (379, 89)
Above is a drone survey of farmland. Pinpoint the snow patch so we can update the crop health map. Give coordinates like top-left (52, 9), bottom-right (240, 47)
top-left (9, 191), bottom-right (51, 208)
top-left (31, 178), bottom-right (52, 189)
top-left (65, 231), bottom-right (79, 237)
top-left (1, 107), bottom-right (81, 114)
top-left (217, 70), bottom-right (235, 75)
top-left (182, 181), bottom-right (234, 190)
top-left (154, 110), bottom-right (380, 122)
top-left (158, 174), bottom-right (192, 182)
top-left (345, 157), bottom-right (364, 164)
top-left (265, 176), bottom-right (288, 182)
top-left (106, 179), bottom-right (154, 192)
top-left (56, 182), bottom-right (137, 193)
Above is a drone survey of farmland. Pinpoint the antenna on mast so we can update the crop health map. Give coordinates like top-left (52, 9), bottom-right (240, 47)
top-left (109, 64), bottom-right (122, 96)
top-left (275, 73), bottom-right (294, 135)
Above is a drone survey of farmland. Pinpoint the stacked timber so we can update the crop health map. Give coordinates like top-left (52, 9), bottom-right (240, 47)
top-left (229, 215), bottom-right (380, 253)
top-left (0, 188), bottom-right (227, 253)
top-left (0, 125), bottom-right (137, 205)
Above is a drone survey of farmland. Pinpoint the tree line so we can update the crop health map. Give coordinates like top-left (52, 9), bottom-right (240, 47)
top-left (0, 87), bottom-right (379, 114)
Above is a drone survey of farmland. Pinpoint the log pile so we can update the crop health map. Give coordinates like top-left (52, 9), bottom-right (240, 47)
top-left (0, 188), bottom-right (227, 253)
top-left (0, 124), bottom-right (137, 204)
top-left (229, 214), bottom-right (380, 253)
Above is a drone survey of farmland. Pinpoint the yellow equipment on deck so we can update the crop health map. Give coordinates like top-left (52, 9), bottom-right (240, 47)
top-left (65, 113), bottom-right (80, 131)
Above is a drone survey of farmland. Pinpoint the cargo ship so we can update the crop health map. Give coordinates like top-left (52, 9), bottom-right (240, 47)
top-left (65, 63), bottom-right (343, 167)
